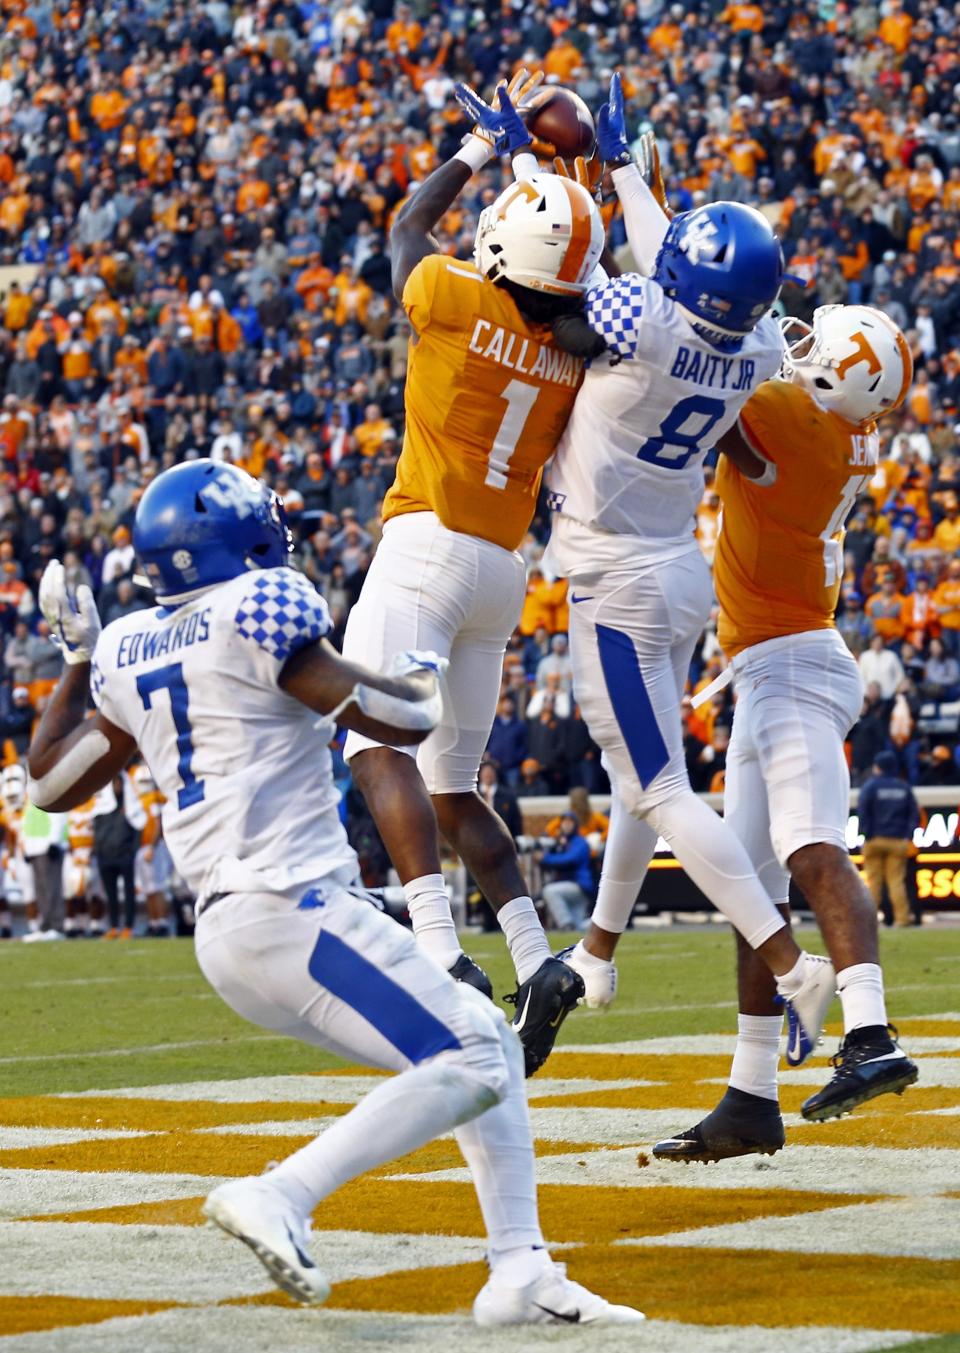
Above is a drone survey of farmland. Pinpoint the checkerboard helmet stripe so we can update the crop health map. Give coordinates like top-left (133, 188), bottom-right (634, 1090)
top-left (134, 460), bottom-right (293, 602)
top-left (474, 173), bottom-right (604, 297)
top-left (234, 569), bottom-right (331, 662)
top-left (585, 274), bottom-right (645, 360)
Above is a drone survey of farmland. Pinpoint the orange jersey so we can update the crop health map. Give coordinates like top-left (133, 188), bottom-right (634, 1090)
top-left (383, 254), bottom-right (583, 552)
top-left (715, 380), bottom-right (878, 656)
top-left (66, 798), bottom-right (96, 858)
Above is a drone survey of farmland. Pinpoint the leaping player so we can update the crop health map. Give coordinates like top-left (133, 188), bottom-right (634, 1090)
top-left (545, 74), bottom-right (838, 1059)
top-left (340, 73), bottom-right (605, 1074)
top-left (27, 463), bottom-right (642, 1325)
top-left (652, 306), bottom-right (919, 1161)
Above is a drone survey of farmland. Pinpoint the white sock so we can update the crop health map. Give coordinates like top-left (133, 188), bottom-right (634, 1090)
top-left (648, 793), bottom-right (787, 948)
top-left (728, 1014), bottom-right (783, 1102)
top-left (497, 896), bottom-right (551, 983)
top-left (774, 951), bottom-right (808, 995)
top-left (836, 962), bottom-right (887, 1033)
top-left (267, 1058), bottom-right (497, 1218)
top-left (591, 795), bottom-right (657, 933)
top-left (573, 940), bottom-right (613, 971)
top-left (403, 874), bottom-right (461, 970)
top-left (455, 1022), bottom-right (544, 1261)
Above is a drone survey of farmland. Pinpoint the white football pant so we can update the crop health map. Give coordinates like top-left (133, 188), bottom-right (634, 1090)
top-left (195, 874), bottom-right (543, 1254)
top-left (342, 511), bottom-right (526, 793)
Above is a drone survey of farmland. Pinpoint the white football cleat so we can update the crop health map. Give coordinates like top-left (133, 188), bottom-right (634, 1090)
top-left (474, 1260), bottom-right (644, 1326)
top-left (779, 953), bottom-right (837, 1067)
top-left (203, 1177), bottom-right (330, 1306)
top-left (558, 941), bottom-right (617, 1009)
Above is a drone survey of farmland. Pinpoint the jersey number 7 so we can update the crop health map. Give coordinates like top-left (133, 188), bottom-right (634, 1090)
top-left (136, 663), bottom-right (205, 810)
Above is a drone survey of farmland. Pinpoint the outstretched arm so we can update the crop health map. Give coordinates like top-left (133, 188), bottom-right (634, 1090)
top-left (391, 73), bottom-right (539, 301)
top-left (597, 74), bottom-right (670, 276)
top-left (28, 667), bottom-right (137, 813)
top-left (717, 419), bottom-right (776, 484)
top-left (279, 641), bottom-right (444, 746)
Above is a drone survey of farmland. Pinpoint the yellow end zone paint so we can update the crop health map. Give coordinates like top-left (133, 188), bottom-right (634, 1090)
top-left (0, 1295), bottom-right (179, 1337)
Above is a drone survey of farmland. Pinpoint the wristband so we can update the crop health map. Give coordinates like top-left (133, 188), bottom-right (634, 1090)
top-left (455, 136), bottom-right (496, 173)
top-left (512, 150), bottom-right (539, 181)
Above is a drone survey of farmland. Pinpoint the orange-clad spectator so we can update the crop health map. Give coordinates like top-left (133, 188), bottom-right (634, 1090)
top-left (188, 298), bottom-right (216, 343)
top-left (544, 35), bottom-right (583, 83)
top-left (787, 238), bottom-right (818, 287)
top-left (3, 282), bottom-right (31, 332)
top-left (546, 787), bottom-right (609, 845)
top-left (332, 264), bottom-right (372, 328)
top-left (7, 12), bottom-right (37, 38)
top-left (648, 16), bottom-right (683, 56)
top-left (935, 560), bottom-right (960, 642)
top-left (89, 82), bottom-right (129, 132)
top-left (295, 254), bottom-right (334, 312)
top-left (866, 578), bottom-right (908, 642)
top-left (118, 406), bottom-right (150, 464)
top-left (60, 327), bottom-right (92, 386)
top-left (935, 497), bottom-right (960, 554)
top-left (907, 155), bottom-right (943, 213)
top-left (114, 335), bottom-right (148, 384)
top-left (851, 94), bottom-right (885, 140)
top-left (0, 395), bottom-right (32, 459)
top-left (0, 145), bottom-right (14, 184)
top-left (408, 137), bottom-right (438, 180)
top-left (25, 310), bottom-right (68, 360)
top-left (837, 230), bottom-right (869, 285)
top-left (214, 303), bottom-right (242, 355)
top-left (944, 166), bottom-right (960, 212)
top-left (720, 122), bottom-right (766, 178)
top-left (85, 294), bottom-right (126, 340)
top-left (398, 39), bottom-right (451, 92)
top-left (235, 168), bottom-right (270, 215)
top-left (354, 403), bottom-right (394, 458)
top-left (719, 3), bottom-right (764, 32)
top-left (327, 63), bottom-right (360, 114)
top-left (520, 568), bottom-right (567, 636)
top-left (0, 177), bottom-right (30, 238)
top-left (901, 576), bottom-right (940, 649)
top-left (386, 3), bottom-right (422, 53)
top-left (813, 127), bottom-right (846, 179)
top-left (878, 0), bottom-right (913, 53)
top-left (908, 371), bottom-right (934, 425)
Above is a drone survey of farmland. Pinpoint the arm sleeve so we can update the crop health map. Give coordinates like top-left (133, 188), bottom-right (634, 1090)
top-left (611, 163), bottom-right (669, 276)
top-left (584, 273), bottom-right (646, 361)
top-left (230, 568), bottom-right (332, 690)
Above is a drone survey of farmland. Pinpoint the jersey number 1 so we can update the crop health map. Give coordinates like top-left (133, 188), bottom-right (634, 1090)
top-left (136, 663), bottom-right (205, 810)
top-left (485, 379), bottom-right (540, 490)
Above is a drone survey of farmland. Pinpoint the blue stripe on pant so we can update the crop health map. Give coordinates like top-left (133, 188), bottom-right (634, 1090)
top-left (595, 621), bottom-right (670, 789)
top-left (307, 929), bottom-right (462, 1063)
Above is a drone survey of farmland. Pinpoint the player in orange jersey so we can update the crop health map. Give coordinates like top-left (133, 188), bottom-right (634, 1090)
top-left (63, 794), bottom-right (104, 936)
top-left (651, 305), bottom-right (919, 1160)
top-left (341, 74), bottom-right (605, 1075)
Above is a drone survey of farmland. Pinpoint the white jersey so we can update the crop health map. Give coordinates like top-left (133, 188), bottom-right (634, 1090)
top-left (91, 567), bottom-right (356, 899)
top-left (545, 273), bottom-right (784, 560)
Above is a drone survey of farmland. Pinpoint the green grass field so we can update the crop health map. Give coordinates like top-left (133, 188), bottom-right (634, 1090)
top-left (2, 923), bottom-right (957, 1098)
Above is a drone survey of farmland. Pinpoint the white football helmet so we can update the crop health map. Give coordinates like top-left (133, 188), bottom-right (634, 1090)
top-left (779, 304), bottom-right (912, 426)
top-left (475, 173), bottom-right (604, 297)
top-left (1, 764), bottom-right (26, 811)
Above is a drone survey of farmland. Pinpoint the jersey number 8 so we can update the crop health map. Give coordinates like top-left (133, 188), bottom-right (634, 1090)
top-left (637, 394), bottom-right (726, 471)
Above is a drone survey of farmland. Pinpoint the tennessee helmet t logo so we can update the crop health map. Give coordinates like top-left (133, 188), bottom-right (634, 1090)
top-left (836, 331), bottom-right (881, 380)
top-left (496, 181), bottom-right (538, 218)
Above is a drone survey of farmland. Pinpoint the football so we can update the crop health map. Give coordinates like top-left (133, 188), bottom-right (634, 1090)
top-left (520, 85), bottom-right (596, 159)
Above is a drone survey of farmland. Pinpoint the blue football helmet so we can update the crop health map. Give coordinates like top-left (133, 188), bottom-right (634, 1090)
top-left (134, 460), bottom-right (292, 601)
top-left (653, 202), bottom-right (787, 340)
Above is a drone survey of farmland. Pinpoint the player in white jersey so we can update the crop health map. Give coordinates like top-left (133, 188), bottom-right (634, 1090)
top-left (26, 460), bottom-right (641, 1327)
top-left (546, 75), bottom-right (835, 1047)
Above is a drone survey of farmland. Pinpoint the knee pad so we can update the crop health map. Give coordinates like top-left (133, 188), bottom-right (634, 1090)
top-left (440, 983), bottom-right (512, 1108)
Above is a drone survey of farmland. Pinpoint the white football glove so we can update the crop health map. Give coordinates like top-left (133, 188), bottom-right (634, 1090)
top-left (386, 650), bottom-right (449, 679)
top-left (39, 560), bottom-right (102, 664)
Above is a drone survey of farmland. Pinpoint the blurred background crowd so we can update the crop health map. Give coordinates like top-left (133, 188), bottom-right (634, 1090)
top-left (0, 0), bottom-right (959, 873)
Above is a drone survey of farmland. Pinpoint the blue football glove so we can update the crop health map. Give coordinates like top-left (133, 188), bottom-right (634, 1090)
top-left (596, 72), bottom-right (631, 166)
top-left (454, 80), bottom-right (532, 156)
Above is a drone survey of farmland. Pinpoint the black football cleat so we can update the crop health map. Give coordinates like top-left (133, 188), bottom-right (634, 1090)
top-left (505, 957), bottom-right (585, 1076)
top-left (801, 1024), bottom-right (918, 1122)
top-left (448, 951), bottom-right (494, 1000)
top-left (653, 1086), bottom-right (786, 1164)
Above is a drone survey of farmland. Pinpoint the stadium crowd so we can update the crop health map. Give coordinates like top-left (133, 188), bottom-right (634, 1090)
top-left (1, 0), bottom-right (959, 905)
